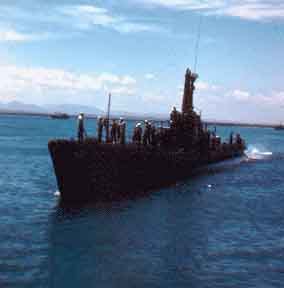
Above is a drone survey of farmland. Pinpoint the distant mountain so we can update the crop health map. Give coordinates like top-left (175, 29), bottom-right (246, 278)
top-left (0, 101), bottom-right (47, 113)
top-left (0, 101), bottom-right (168, 120)
top-left (0, 101), bottom-right (104, 116)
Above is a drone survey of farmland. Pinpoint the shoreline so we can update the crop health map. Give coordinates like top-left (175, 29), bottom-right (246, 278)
top-left (0, 110), bottom-right (279, 129)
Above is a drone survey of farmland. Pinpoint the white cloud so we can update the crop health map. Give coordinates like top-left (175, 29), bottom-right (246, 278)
top-left (0, 4), bottom-right (159, 44)
top-left (138, 0), bottom-right (284, 21)
top-left (0, 94), bottom-right (17, 103)
top-left (111, 86), bottom-right (136, 95)
top-left (0, 30), bottom-right (30, 42)
top-left (257, 91), bottom-right (284, 106)
top-left (97, 73), bottom-right (136, 85)
top-left (139, 0), bottom-right (223, 10)
top-left (60, 4), bottom-right (155, 33)
top-left (0, 1), bottom-right (282, 46)
top-left (212, 2), bottom-right (284, 21)
top-left (144, 73), bottom-right (156, 80)
top-left (194, 80), bottom-right (284, 108)
top-left (195, 80), bottom-right (209, 91)
top-left (0, 65), bottom-right (137, 103)
top-left (141, 92), bottom-right (165, 103)
top-left (195, 80), bottom-right (222, 92)
top-left (231, 89), bottom-right (250, 101)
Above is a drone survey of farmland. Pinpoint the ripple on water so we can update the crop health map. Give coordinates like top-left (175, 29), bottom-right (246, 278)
top-left (1, 118), bottom-right (284, 287)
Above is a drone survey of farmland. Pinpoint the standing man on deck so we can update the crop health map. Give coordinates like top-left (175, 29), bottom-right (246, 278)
top-left (77, 112), bottom-right (85, 142)
top-left (143, 120), bottom-right (151, 145)
top-left (110, 119), bottom-right (118, 143)
top-left (117, 117), bottom-right (122, 141)
top-left (170, 106), bottom-right (178, 129)
top-left (103, 118), bottom-right (109, 142)
top-left (150, 123), bottom-right (157, 146)
top-left (133, 123), bottom-right (142, 145)
top-left (229, 132), bottom-right (234, 145)
top-left (97, 117), bottom-right (103, 143)
top-left (119, 118), bottom-right (126, 144)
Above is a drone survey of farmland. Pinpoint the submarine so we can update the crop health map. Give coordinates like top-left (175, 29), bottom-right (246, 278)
top-left (48, 69), bottom-right (246, 203)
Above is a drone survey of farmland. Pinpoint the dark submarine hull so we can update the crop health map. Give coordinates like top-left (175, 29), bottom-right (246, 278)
top-left (48, 138), bottom-right (245, 203)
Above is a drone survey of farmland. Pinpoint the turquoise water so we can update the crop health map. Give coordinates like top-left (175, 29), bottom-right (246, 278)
top-left (1, 115), bottom-right (284, 287)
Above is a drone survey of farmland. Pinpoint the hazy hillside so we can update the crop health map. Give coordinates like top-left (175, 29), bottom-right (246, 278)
top-left (0, 101), bottom-right (104, 116)
top-left (0, 101), bottom-right (168, 120)
top-left (0, 101), bottom-right (47, 113)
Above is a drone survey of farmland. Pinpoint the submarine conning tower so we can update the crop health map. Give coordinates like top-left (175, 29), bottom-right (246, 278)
top-left (182, 68), bottom-right (198, 114)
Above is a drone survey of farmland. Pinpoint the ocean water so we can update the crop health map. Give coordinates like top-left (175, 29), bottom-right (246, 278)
top-left (1, 115), bottom-right (284, 288)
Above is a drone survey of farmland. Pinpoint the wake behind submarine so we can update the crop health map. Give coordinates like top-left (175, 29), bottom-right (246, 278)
top-left (48, 69), bottom-right (246, 203)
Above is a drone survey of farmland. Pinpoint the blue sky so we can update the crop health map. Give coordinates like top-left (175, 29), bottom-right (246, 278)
top-left (0, 0), bottom-right (284, 122)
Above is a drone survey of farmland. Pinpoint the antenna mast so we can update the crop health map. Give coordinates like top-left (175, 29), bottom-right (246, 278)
top-left (194, 16), bottom-right (202, 73)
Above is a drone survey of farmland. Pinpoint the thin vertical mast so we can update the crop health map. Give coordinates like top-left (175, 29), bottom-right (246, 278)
top-left (106, 93), bottom-right (111, 142)
top-left (194, 16), bottom-right (202, 73)
top-left (107, 93), bottom-right (111, 120)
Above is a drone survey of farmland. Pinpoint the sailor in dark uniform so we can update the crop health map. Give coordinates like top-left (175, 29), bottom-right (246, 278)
top-left (103, 118), bottom-right (110, 142)
top-left (133, 123), bottom-right (142, 144)
top-left (229, 132), bottom-right (234, 145)
top-left (150, 123), bottom-right (157, 146)
top-left (117, 117), bottom-right (123, 141)
top-left (77, 112), bottom-right (85, 142)
top-left (236, 133), bottom-right (242, 145)
top-left (119, 118), bottom-right (126, 144)
top-left (143, 120), bottom-right (151, 145)
top-left (110, 119), bottom-right (118, 143)
top-left (170, 106), bottom-right (179, 128)
top-left (97, 117), bottom-right (103, 143)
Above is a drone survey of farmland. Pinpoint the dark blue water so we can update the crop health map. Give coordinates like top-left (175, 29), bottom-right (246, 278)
top-left (1, 115), bottom-right (284, 287)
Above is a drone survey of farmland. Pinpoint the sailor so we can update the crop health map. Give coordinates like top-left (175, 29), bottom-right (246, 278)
top-left (150, 123), bottom-right (157, 146)
top-left (206, 130), bottom-right (211, 147)
top-left (211, 131), bottom-right (216, 150)
top-left (143, 120), bottom-right (151, 145)
top-left (110, 119), bottom-right (118, 143)
top-left (117, 117), bottom-right (122, 140)
top-left (133, 123), bottom-right (142, 144)
top-left (97, 116), bottom-right (103, 143)
top-left (103, 118), bottom-right (109, 142)
top-left (229, 132), bottom-right (234, 145)
top-left (77, 112), bottom-right (85, 142)
top-left (236, 133), bottom-right (242, 145)
top-left (170, 106), bottom-right (179, 128)
top-left (119, 118), bottom-right (126, 144)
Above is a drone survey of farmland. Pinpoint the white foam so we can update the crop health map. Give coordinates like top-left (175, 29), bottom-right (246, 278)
top-left (54, 191), bottom-right (61, 197)
top-left (245, 146), bottom-right (273, 160)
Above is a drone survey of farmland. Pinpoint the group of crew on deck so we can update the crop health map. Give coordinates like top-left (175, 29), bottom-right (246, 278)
top-left (77, 110), bottom-right (244, 150)
top-left (132, 120), bottom-right (157, 146)
top-left (97, 117), bottom-right (126, 144)
top-left (77, 112), bottom-right (157, 146)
